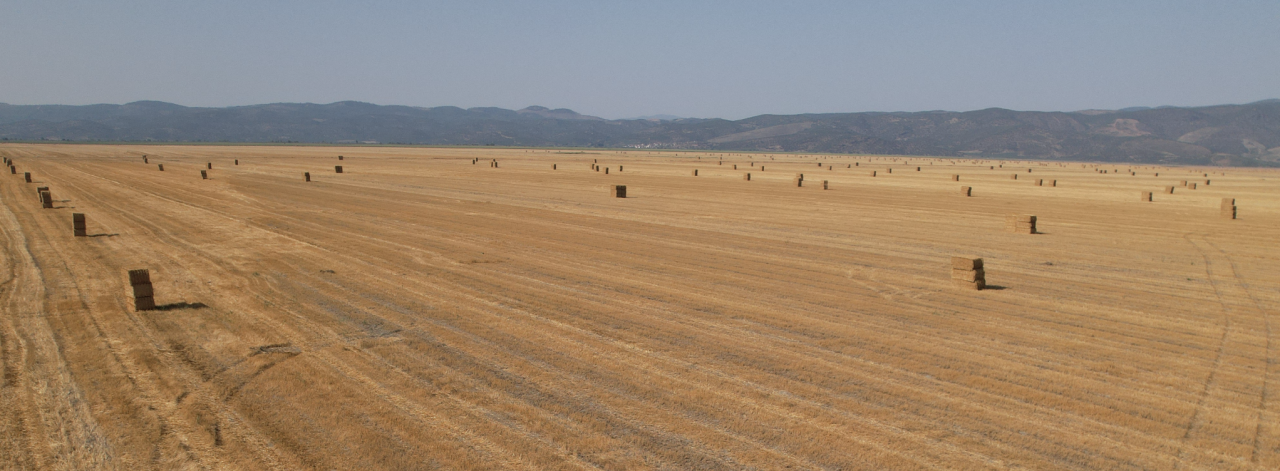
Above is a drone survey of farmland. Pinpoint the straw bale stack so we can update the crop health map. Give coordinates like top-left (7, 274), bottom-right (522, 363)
top-left (1221, 198), bottom-right (1236, 219)
top-left (158, 164), bottom-right (164, 171)
top-left (207, 162), bottom-right (212, 169)
top-left (338, 156), bottom-right (344, 160)
top-left (40, 191), bottom-right (53, 208)
top-left (129, 269), bottom-right (156, 311)
top-left (1010, 174), bottom-right (1017, 180)
top-left (1051, 180), bottom-right (1057, 187)
top-left (73, 213), bottom-right (86, 237)
top-left (743, 173), bottom-right (751, 181)
top-left (552, 164), bottom-right (557, 170)
top-left (36, 186), bottom-right (48, 198)
top-left (235, 159), bottom-right (238, 165)
top-left (335, 166), bottom-right (343, 173)
top-left (870, 171), bottom-right (877, 177)
top-left (25, 172), bottom-right (32, 182)
top-left (605, 168), bottom-right (609, 174)
top-left (200, 170), bottom-right (208, 180)
top-left (961, 186), bottom-right (971, 197)
top-left (610, 185), bottom-right (626, 198)
top-left (143, 157), bottom-right (148, 163)
top-left (951, 175), bottom-right (960, 181)
top-left (951, 257), bottom-right (986, 290)
top-left (822, 180), bottom-right (829, 190)
top-left (1179, 180), bottom-right (1187, 186)
top-left (692, 169), bottom-right (698, 176)
top-left (8, 166), bottom-right (14, 174)
top-left (1141, 191), bottom-right (1152, 202)
top-left (1188, 182), bottom-right (1197, 189)
top-left (1035, 179), bottom-right (1043, 186)
top-left (1005, 215), bottom-right (1036, 234)
top-left (1164, 186), bottom-right (1174, 194)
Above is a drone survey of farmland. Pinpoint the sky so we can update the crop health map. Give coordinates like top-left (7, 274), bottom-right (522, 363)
top-left (1, 0), bottom-right (1277, 120)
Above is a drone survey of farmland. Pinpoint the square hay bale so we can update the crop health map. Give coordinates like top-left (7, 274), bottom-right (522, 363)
top-left (207, 162), bottom-right (212, 169)
top-left (201, 170), bottom-right (208, 179)
top-left (1188, 182), bottom-right (1197, 189)
top-left (1141, 191), bottom-right (1152, 201)
top-left (235, 159), bottom-right (238, 165)
top-left (887, 168), bottom-right (892, 173)
top-left (795, 173), bottom-right (804, 181)
top-left (794, 177), bottom-right (803, 187)
top-left (611, 185), bottom-right (627, 198)
top-left (1010, 174), bottom-right (1017, 180)
top-left (143, 157), bottom-right (149, 163)
top-left (822, 180), bottom-right (829, 190)
top-left (1179, 180), bottom-right (1187, 186)
top-left (1035, 179), bottom-right (1043, 186)
top-left (1222, 206), bottom-right (1237, 219)
top-left (134, 296), bottom-right (156, 311)
top-left (961, 186), bottom-right (971, 196)
top-left (692, 169), bottom-right (698, 176)
top-left (951, 175), bottom-right (960, 181)
top-left (1051, 180), bottom-right (1057, 187)
top-left (605, 168), bottom-right (609, 174)
top-left (36, 186), bottom-right (48, 198)
top-left (870, 170), bottom-right (877, 177)
top-left (553, 164), bottom-right (557, 169)
top-left (743, 173), bottom-right (751, 181)
top-left (335, 165), bottom-right (343, 173)
top-left (338, 155), bottom-right (344, 160)
top-left (1220, 197), bottom-right (1235, 209)
top-left (25, 172), bottom-right (32, 182)
top-left (131, 283), bottom-right (155, 298)
top-left (128, 269), bottom-right (151, 286)
top-left (304, 172), bottom-right (311, 182)
top-left (1005, 215), bottom-right (1036, 234)
top-left (158, 164), bottom-right (164, 171)
top-left (40, 191), bottom-right (52, 208)
top-left (1164, 186), bottom-right (1175, 194)
top-left (951, 257), bottom-right (983, 270)
top-left (73, 213), bottom-right (86, 225)
top-left (951, 268), bottom-right (985, 282)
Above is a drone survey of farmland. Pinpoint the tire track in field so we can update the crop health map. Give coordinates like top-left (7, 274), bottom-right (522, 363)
top-left (1204, 238), bottom-right (1275, 466)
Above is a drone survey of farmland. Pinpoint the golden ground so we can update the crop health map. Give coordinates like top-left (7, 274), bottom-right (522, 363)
top-left (1, 144), bottom-right (1278, 470)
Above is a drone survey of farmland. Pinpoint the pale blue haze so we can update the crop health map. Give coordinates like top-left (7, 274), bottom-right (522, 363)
top-left (1, 0), bottom-right (1276, 119)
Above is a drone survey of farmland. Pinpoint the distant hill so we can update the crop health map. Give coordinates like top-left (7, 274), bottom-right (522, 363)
top-left (2, 99), bottom-right (1278, 166)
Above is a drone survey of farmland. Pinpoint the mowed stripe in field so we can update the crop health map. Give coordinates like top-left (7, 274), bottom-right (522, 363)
top-left (1, 144), bottom-right (1278, 469)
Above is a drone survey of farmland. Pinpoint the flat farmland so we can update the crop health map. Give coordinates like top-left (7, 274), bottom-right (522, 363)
top-left (2, 144), bottom-right (1279, 470)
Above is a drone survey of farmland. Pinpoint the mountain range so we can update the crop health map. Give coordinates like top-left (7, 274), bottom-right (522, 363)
top-left (2, 99), bottom-right (1278, 166)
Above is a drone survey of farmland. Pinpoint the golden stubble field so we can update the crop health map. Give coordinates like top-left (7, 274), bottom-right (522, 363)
top-left (1, 143), bottom-right (1278, 470)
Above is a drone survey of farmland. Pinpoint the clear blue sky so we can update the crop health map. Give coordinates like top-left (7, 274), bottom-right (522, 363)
top-left (2, 0), bottom-right (1277, 119)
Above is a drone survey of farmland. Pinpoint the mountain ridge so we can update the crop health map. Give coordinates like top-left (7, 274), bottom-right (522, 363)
top-left (2, 100), bottom-right (1278, 166)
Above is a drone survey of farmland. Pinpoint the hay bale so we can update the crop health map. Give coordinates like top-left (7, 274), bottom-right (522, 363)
top-left (40, 191), bottom-right (52, 208)
top-left (335, 165), bottom-right (343, 173)
top-left (158, 164), bottom-right (164, 171)
top-left (1141, 191), bottom-right (1152, 201)
top-left (73, 213), bottom-right (86, 237)
top-left (961, 186), bottom-right (971, 196)
top-left (200, 170), bottom-right (208, 179)
top-left (1188, 182), bottom-right (1197, 189)
top-left (795, 173), bottom-right (804, 181)
top-left (916, 167), bottom-right (921, 171)
top-left (1005, 215), bottom-right (1037, 234)
top-left (207, 162), bottom-right (212, 169)
top-left (1164, 186), bottom-right (1175, 194)
top-left (1179, 180), bottom-right (1187, 186)
top-left (619, 166), bottom-right (623, 171)
top-left (25, 172), bottom-right (32, 182)
top-left (128, 269), bottom-right (151, 286)
top-left (870, 171), bottom-right (877, 177)
top-left (950, 257), bottom-right (986, 290)
top-left (1010, 174), bottom-right (1017, 180)
top-left (692, 169), bottom-right (698, 176)
top-left (304, 172), bottom-right (311, 182)
top-left (134, 297), bottom-right (156, 311)
top-left (734, 165), bottom-right (738, 169)
top-left (1051, 180), bottom-right (1057, 187)
top-left (143, 157), bottom-right (149, 163)
top-left (794, 177), bottom-right (803, 187)
top-left (951, 175), bottom-right (960, 181)
top-left (611, 185), bottom-right (627, 198)
top-left (743, 173), bottom-right (751, 181)
top-left (887, 168), bottom-right (892, 173)
top-left (36, 186), bottom-right (48, 198)
top-left (605, 168), bottom-right (609, 174)
top-left (822, 180), bottom-right (829, 190)
top-left (1035, 179), bottom-right (1043, 186)
top-left (338, 156), bottom-right (344, 160)
top-left (235, 159), bottom-right (238, 165)
top-left (951, 257), bottom-right (983, 270)
top-left (951, 268), bottom-right (985, 282)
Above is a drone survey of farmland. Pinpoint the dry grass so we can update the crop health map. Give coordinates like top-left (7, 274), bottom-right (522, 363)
top-left (0, 144), bottom-right (1278, 470)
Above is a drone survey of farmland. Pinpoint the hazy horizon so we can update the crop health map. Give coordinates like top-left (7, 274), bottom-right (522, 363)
top-left (2, 0), bottom-right (1277, 120)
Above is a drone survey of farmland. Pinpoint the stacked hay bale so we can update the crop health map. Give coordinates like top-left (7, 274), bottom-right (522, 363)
top-left (129, 269), bottom-right (156, 311)
top-left (207, 162), bottom-right (212, 169)
top-left (8, 166), bottom-right (14, 174)
top-left (304, 172), bottom-right (311, 182)
top-left (1141, 191), bottom-right (1152, 202)
top-left (25, 172), bottom-right (32, 182)
top-left (73, 213), bottom-right (87, 237)
top-left (743, 173), bottom-right (751, 181)
top-left (951, 257), bottom-right (986, 290)
top-left (1188, 182), bottom-right (1197, 189)
top-left (1050, 180), bottom-right (1057, 187)
top-left (870, 170), bottom-right (877, 177)
top-left (822, 180), bottom-right (829, 190)
top-left (1005, 215), bottom-right (1036, 234)
top-left (201, 170), bottom-right (208, 180)
top-left (40, 190), bottom-right (53, 208)
top-left (795, 173), bottom-right (804, 187)
top-left (952, 175), bottom-right (960, 181)
top-left (1010, 174), bottom-right (1018, 180)
top-left (692, 169), bottom-right (698, 176)
top-left (335, 165), bottom-right (343, 173)
top-left (610, 185), bottom-right (627, 198)
top-left (143, 156), bottom-right (148, 163)
top-left (158, 164), bottom-right (164, 171)
top-left (1035, 179), bottom-right (1043, 186)
top-left (338, 155), bottom-right (344, 160)
top-left (1164, 186), bottom-right (1175, 194)
top-left (1221, 198), bottom-right (1236, 219)
top-left (553, 164), bottom-right (557, 170)
top-left (36, 186), bottom-right (48, 198)
top-left (235, 159), bottom-right (238, 165)
top-left (961, 186), bottom-right (972, 197)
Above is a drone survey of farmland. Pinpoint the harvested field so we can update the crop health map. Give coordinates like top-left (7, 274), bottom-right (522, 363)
top-left (1, 144), bottom-right (1279, 470)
